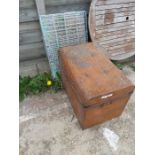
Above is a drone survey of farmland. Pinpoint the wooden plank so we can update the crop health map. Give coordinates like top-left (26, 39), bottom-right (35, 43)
top-left (96, 14), bottom-right (135, 26)
top-left (19, 30), bottom-right (42, 45)
top-left (96, 2), bottom-right (135, 11)
top-left (96, 25), bottom-right (135, 35)
top-left (110, 52), bottom-right (135, 60)
top-left (19, 42), bottom-right (46, 61)
top-left (20, 0), bottom-right (91, 8)
top-left (98, 31), bottom-right (135, 42)
top-left (47, 3), bottom-right (90, 14)
top-left (20, 3), bottom-right (90, 22)
top-left (96, 6), bottom-right (135, 16)
top-left (19, 21), bottom-right (40, 32)
top-left (110, 48), bottom-right (135, 56)
top-left (96, 28), bottom-right (134, 39)
top-left (108, 42), bottom-right (135, 51)
top-left (99, 38), bottom-right (135, 47)
top-left (96, 21), bottom-right (135, 31)
top-left (35, 0), bottom-right (46, 15)
top-left (20, 0), bottom-right (36, 9)
top-left (20, 42), bottom-right (43, 51)
top-left (96, 0), bottom-right (135, 5)
top-left (108, 44), bottom-right (135, 55)
top-left (20, 8), bottom-right (38, 22)
top-left (96, 11), bottom-right (134, 20)
top-left (98, 35), bottom-right (135, 46)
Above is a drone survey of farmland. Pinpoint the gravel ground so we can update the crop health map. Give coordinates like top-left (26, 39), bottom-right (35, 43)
top-left (19, 66), bottom-right (135, 155)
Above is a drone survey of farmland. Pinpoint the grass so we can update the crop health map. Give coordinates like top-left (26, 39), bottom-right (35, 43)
top-left (112, 60), bottom-right (135, 71)
top-left (19, 72), bottom-right (62, 102)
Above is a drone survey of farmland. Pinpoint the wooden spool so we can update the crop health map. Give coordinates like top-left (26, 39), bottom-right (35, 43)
top-left (89, 0), bottom-right (135, 60)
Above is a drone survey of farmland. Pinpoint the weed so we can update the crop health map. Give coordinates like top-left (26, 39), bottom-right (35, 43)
top-left (19, 72), bottom-right (62, 102)
top-left (112, 60), bottom-right (135, 71)
top-left (111, 60), bottom-right (125, 70)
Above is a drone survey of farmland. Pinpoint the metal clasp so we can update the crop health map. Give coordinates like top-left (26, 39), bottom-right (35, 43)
top-left (101, 93), bottom-right (113, 99)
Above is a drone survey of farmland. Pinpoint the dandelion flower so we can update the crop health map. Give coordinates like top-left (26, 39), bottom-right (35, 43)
top-left (47, 80), bottom-right (52, 86)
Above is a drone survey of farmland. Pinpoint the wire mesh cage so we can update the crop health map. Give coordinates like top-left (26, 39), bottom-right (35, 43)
top-left (39, 11), bottom-right (88, 78)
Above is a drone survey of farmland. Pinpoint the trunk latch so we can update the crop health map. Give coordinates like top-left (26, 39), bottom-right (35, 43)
top-left (101, 93), bottom-right (113, 99)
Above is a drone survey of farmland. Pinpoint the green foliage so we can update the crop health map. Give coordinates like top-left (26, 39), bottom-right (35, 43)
top-left (19, 76), bottom-right (31, 101)
top-left (111, 60), bottom-right (125, 70)
top-left (52, 72), bottom-right (63, 92)
top-left (129, 64), bottom-right (135, 71)
top-left (19, 72), bottom-right (62, 102)
top-left (112, 60), bottom-right (135, 71)
top-left (27, 73), bottom-right (50, 94)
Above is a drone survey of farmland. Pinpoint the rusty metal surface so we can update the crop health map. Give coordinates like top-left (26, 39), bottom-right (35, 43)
top-left (59, 43), bottom-right (134, 129)
top-left (59, 43), bottom-right (134, 106)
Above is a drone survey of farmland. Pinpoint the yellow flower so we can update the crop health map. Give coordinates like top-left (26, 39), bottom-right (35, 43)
top-left (47, 80), bottom-right (53, 86)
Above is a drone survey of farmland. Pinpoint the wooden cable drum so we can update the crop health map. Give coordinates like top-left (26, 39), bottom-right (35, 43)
top-left (89, 0), bottom-right (135, 60)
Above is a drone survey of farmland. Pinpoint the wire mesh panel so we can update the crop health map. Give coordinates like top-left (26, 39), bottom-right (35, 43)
top-left (39, 11), bottom-right (88, 78)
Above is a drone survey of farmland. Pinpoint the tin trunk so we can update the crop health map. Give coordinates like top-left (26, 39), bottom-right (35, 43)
top-left (59, 43), bottom-right (134, 129)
